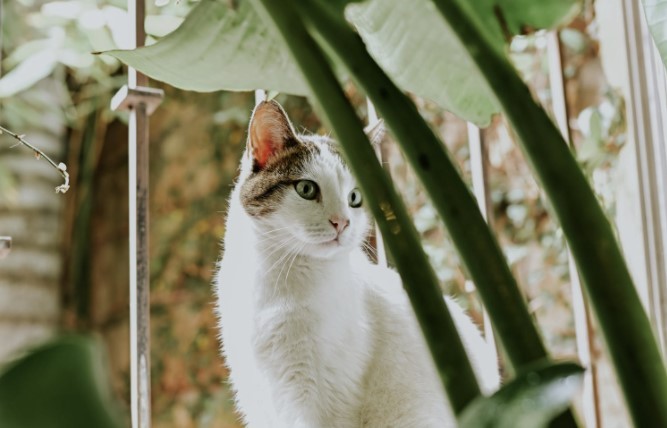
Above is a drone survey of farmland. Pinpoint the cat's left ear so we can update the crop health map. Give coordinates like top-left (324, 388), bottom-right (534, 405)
top-left (248, 100), bottom-right (299, 170)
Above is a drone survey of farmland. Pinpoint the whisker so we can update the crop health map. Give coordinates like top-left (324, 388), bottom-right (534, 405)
top-left (273, 241), bottom-right (303, 291)
top-left (261, 240), bottom-right (296, 267)
top-left (255, 226), bottom-right (291, 237)
top-left (362, 242), bottom-right (379, 258)
top-left (283, 243), bottom-right (305, 287)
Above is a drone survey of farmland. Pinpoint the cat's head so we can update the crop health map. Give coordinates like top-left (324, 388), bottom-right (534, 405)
top-left (238, 100), bottom-right (372, 259)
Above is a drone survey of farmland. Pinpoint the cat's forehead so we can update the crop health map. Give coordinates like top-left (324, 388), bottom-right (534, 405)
top-left (299, 135), bottom-right (352, 183)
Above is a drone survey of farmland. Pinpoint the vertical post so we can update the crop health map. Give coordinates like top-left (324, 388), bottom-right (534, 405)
top-left (110, 0), bottom-right (163, 426)
top-left (547, 31), bottom-right (601, 428)
top-left (466, 123), bottom-right (499, 365)
top-left (620, 0), bottom-right (667, 354)
top-left (128, 0), bottom-right (150, 426)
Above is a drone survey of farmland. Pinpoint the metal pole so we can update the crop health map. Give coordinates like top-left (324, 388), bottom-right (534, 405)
top-left (128, 0), bottom-right (150, 425)
top-left (466, 122), bottom-right (499, 366)
top-left (110, 1), bottom-right (163, 427)
top-left (621, 0), bottom-right (667, 355)
top-left (547, 31), bottom-right (601, 428)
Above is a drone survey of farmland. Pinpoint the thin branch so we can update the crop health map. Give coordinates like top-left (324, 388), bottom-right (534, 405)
top-left (0, 124), bottom-right (70, 194)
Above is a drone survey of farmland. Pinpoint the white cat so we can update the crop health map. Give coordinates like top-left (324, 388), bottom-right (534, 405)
top-left (215, 100), bottom-right (500, 428)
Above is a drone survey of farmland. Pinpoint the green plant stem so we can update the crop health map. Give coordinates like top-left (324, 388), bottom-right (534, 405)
top-left (296, 0), bottom-right (547, 370)
top-left (430, 0), bottom-right (667, 425)
top-left (249, 0), bottom-right (482, 414)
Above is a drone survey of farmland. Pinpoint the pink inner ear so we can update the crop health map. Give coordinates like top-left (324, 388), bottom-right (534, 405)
top-left (249, 102), bottom-right (292, 169)
top-left (251, 123), bottom-right (282, 169)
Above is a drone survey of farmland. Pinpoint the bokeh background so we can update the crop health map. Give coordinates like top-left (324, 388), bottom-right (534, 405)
top-left (0, 0), bottom-right (634, 426)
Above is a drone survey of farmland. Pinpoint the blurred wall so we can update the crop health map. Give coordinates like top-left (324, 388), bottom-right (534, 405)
top-left (0, 80), bottom-right (65, 362)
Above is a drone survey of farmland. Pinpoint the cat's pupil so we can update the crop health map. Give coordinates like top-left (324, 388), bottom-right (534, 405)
top-left (295, 179), bottom-right (318, 200)
top-left (348, 188), bottom-right (362, 208)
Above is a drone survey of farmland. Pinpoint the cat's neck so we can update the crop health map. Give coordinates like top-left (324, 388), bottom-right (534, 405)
top-left (255, 241), bottom-right (354, 301)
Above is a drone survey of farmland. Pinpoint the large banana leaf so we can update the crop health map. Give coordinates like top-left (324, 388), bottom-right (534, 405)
top-left (108, 1), bottom-right (304, 94)
top-left (107, 0), bottom-right (578, 126)
top-left (643, 0), bottom-right (667, 69)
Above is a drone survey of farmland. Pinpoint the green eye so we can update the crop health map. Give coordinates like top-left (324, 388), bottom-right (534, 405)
top-left (348, 188), bottom-right (363, 208)
top-left (295, 180), bottom-right (319, 200)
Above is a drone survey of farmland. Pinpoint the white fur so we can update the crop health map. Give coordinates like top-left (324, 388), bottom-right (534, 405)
top-left (215, 140), bottom-right (500, 427)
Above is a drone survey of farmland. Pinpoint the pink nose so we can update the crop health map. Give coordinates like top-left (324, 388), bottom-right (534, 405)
top-left (329, 216), bottom-right (350, 234)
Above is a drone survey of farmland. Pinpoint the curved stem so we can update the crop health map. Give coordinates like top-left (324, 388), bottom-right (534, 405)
top-left (0, 125), bottom-right (70, 193)
top-left (430, 0), bottom-right (667, 426)
top-left (296, 0), bottom-right (548, 370)
top-left (249, 0), bottom-right (482, 414)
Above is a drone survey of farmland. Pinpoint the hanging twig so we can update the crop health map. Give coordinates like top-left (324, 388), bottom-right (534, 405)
top-left (0, 124), bottom-right (69, 194)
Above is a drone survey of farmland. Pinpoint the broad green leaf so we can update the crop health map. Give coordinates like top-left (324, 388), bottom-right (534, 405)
top-left (345, 0), bottom-right (579, 125)
top-left (108, 0), bottom-right (307, 94)
top-left (107, 0), bottom-right (579, 125)
top-left (345, 0), bottom-right (499, 125)
top-left (0, 336), bottom-right (125, 428)
top-left (460, 362), bottom-right (584, 428)
top-left (643, 0), bottom-right (667, 70)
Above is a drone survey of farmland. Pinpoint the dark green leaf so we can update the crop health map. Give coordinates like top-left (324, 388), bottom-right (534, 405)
top-left (460, 362), bottom-right (584, 428)
top-left (0, 336), bottom-right (125, 428)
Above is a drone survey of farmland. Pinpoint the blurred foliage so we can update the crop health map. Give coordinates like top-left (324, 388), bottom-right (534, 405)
top-left (0, 336), bottom-right (125, 428)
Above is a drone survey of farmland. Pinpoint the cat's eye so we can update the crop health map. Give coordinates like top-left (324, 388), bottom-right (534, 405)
top-left (348, 188), bottom-right (363, 208)
top-left (295, 180), bottom-right (319, 200)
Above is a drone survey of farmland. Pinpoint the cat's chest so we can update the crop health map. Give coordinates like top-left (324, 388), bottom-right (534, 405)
top-left (251, 287), bottom-right (368, 361)
top-left (251, 272), bottom-right (371, 374)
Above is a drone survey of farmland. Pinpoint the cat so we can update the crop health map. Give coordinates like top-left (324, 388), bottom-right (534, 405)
top-left (215, 100), bottom-right (500, 428)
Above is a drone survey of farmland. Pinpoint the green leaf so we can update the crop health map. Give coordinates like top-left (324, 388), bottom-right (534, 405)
top-left (145, 14), bottom-right (185, 38)
top-left (345, 0), bottom-right (579, 125)
top-left (107, 0), bottom-right (579, 125)
top-left (107, 0), bottom-right (307, 94)
top-left (460, 362), bottom-right (584, 428)
top-left (0, 336), bottom-right (125, 428)
top-left (344, 0), bottom-right (500, 125)
top-left (496, 0), bottom-right (580, 35)
top-left (642, 0), bottom-right (667, 70)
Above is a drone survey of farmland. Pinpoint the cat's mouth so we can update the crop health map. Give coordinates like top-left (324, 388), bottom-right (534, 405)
top-left (321, 237), bottom-right (341, 247)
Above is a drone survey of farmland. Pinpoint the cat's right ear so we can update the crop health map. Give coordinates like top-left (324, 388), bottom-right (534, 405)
top-left (364, 119), bottom-right (385, 147)
top-left (248, 100), bottom-right (298, 171)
